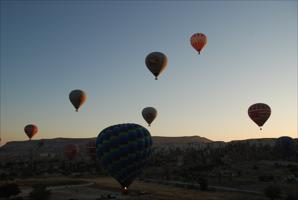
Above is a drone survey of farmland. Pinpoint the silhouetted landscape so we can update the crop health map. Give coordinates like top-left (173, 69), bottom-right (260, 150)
top-left (1, 0), bottom-right (297, 199)
top-left (1, 136), bottom-right (297, 199)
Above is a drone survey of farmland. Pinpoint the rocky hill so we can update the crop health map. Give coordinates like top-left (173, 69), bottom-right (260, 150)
top-left (0, 136), bottom-right (296, 162)
top-left (153, 136), bottom-right (212, 145)
top-left (0, 136), bottom-right (211, 161)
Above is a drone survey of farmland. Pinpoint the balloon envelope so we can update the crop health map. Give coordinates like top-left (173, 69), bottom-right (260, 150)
top-left (64, 144), bottom-right (79, 160)
top-left (248, 103), bottom-right (271, 129)
top-left (190, 33), bottom-right (207, 54)
top-left (24, 124), bottom-right (38, 140)
top-left (142, 107), bottom-right (158, 126)
top-left (145, 52), bottom-right (168, 80)
top-left (69, 89), bottom-right (87, 112)
top-left (96, 123), bottom-right (152, 189)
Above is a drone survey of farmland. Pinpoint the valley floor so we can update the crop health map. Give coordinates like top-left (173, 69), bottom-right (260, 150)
top-left (6, 176), bottom-right (270, 200)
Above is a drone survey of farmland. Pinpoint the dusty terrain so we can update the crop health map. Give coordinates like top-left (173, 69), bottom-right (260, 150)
top-left (4, 176), bottom-right (270, 200)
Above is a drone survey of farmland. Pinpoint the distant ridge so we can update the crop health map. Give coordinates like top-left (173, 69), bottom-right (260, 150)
top-left (1, 135), bottom-right (212, 149)
top-left (0, 136), bottom-right (210, 162)
top-left (1, 136), bottom-right (297, 162)
top-left (153, 135), bottom-right (212, 145)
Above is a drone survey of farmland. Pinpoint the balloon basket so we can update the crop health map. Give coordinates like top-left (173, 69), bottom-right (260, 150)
top-left (121, 187), bottom-right (128, 195)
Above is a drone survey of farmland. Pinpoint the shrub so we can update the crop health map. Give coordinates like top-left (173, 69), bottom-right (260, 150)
top-left (0, 183), bottom-right (21, 198)
top-left (10, 197), bottom-right (23, 200)
top-left (264, 185), bottom-right (281, 200)
top-left (285, 193), bottom-right (298, 200)
top-left (29, 185), bottom-right (51, 200)
top-left (0, 173), bottom-right (8, 181)
top-left (198, 177), bottom-right (208, 191)
top-left (258, 175), bottom-right (274, 182)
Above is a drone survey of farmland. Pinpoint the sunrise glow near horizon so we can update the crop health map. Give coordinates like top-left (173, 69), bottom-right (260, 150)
top-left (0, 1), bottom-right (297, 145)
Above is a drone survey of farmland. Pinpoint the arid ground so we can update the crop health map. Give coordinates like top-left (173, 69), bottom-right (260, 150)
top-left (2, 176), bottom-right (272, 200)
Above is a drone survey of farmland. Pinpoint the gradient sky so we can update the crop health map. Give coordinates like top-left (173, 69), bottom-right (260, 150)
top-left (1, 0), bottom-right (297, 145)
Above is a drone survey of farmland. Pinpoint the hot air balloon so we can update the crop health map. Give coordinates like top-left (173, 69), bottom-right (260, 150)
top-left (190, 33), bottom-right (207, 54)
top-left (145, 52), bottom-right (168, 80)
top-left (24, 124), bottom-right (38, 140)
top-left (248, 103), bottom-right (271, 130)
top-left (64, 144), bottom-right (79, 160)
top-left (142, 107), bottom-right (157, 126)
top-left (275, 136), bottom-right (296, 158)
top-left (69, 89), bottom-right (87, 112)
top-left (96, 123), bottom-right (152, 193)
top-left (86, 140), bottom-right (96, 161)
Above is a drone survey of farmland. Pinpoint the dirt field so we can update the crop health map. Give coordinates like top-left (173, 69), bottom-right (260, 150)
top-left (39, 176), bottom-right (268, 200)
top-left (2, 176), bottom-right (271, 200)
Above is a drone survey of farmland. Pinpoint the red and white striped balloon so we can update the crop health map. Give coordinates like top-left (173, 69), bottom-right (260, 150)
top-left (190, 33), bottom-right (207, 54)
top-left (248, 103), bottom-right (271, 130)
top-left (24, 124), bottom-right (38, 140)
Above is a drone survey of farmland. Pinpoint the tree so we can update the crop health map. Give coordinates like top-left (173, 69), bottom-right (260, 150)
top-left (29, 185), bottom-right (51, 200)
top-left (286, 194), bottom-right (297, 200)
top-left (0, 183), bottom-right (21, 199)
top-left (198, 177), bottom-right (208, 191)
top-left (264, 185), bottom-right (281, 200)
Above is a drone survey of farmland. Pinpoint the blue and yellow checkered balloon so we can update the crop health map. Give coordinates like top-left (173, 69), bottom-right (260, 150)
top-left (96, 123), bottom-right (153, 189)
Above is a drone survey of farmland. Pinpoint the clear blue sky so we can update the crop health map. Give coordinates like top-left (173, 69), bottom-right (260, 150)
top-left (1, 0), bottom-right (297, 145)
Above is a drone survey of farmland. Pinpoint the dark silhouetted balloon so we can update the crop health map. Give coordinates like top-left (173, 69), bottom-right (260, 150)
top-left (142, 107), bottom-right (157, 126)
top-left (24, 124), bottom-right (38, 140)
top-left (145, 52), bottom-right (168, 80)
top-left (275, 136), bottom-right (296, 158)
top-left (64, 144), bottom-right (79, 160)
top-left (96, 123), bottom-right (152, 192)
top-left (69, 89), bottom-right (87, 112)
top-left (190, 33), bottom-right (207, 54)
top-left (248, 103), bottom-right (271, 130)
